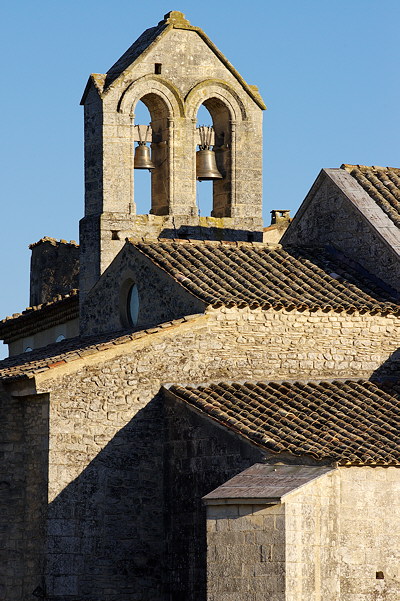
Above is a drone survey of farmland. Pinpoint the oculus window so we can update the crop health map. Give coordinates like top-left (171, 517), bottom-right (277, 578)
top-left (127, 284), bottom-right (140, 326)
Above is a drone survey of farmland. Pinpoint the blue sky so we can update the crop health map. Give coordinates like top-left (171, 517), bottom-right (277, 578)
top-left (1, 0), bottom-right (399, 357)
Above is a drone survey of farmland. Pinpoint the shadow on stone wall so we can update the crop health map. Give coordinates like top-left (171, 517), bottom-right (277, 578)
top-left (369, 347), bottom-right (400, 383)
top-left (159, 226), bottom-right (262, 242)
top-left (45, 395), bottom-right (165, 601)
top-left (42, 391), bottom-right (266, 601)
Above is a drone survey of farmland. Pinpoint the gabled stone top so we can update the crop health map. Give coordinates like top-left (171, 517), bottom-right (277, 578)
top-left (164, 379), bottom-right (400, 466)
top-left (80, 11), bottom-right (266, 109)
top-left (342, 164), bottom-right (400, 228)
top-left (130, 239), bottom-right (400, 316)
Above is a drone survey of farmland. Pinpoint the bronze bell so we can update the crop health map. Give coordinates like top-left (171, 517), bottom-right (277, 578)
top-left (134, 142), bottom-right (155, 171)
top-left (196, 149), bottom-right (223, 181)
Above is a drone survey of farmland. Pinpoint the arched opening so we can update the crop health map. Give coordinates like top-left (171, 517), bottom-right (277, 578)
top-left (195, 98), bottom-right (232, 218)
top-left (120, 277), bottom-right (141, 328)
top-left (196, 104), bottom-right (214, 217)
top-left (133, 101), bottom-right (152, 215)
top-left (127, 283), bottom-right (140, 326)
top-left (133, 93), bottom-right (170, 216)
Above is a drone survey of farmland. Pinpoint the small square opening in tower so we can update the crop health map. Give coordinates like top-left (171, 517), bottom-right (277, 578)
top-left (155, 63), bottom-right (162, 74)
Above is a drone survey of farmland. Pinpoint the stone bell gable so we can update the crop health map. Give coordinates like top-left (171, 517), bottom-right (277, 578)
top-left (282, 165), bottom-right (400, 293)
top-left (79, 10), bottom-right (266, 299)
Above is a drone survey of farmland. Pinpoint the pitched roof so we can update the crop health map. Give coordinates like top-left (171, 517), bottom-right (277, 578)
top-left (203, 464), bottom-right (334, 504)
top-left (0, 291), bottom-right (79, 344)
top-left (131, 239), bottom-right (400, 316)
top-left (342, 164), bottom-right (400, 228)
top-left (81, 11), bottom-right (265, 109)
top-left (0, 315), bottom-right (199, 383)
top-left (163, 380), bottom-right (400, 466)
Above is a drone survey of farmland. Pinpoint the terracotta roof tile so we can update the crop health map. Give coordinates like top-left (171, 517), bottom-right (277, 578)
top-left (0, 290), bottom-right (79, 343)
top-left (131, 239), bottom-right (400, 316)
top-left (342, 164), bottom-right (400, 227)
top-left (0, 316), bottom-right (198, 382)
top-left (164, 380), bottom-right (400, 466)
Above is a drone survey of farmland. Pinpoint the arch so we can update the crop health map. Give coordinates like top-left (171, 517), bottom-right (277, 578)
top-left (187, 81), bottom-right (247, 219)
top-left (118, 75), bottom-right (184, 118)
top-left (118, 76), bottom-right (185, 216)
top-left (119, 273), bottom-right (141, 328)
top-left (185, 79), bottom-right (247, 122)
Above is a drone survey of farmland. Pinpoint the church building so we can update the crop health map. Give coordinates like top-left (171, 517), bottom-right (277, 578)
top-left (0, 11), bottom-right (399, 601)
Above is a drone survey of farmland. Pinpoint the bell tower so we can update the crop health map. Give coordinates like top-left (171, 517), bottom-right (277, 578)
top-left (79, 10), bottom-right (266, 298)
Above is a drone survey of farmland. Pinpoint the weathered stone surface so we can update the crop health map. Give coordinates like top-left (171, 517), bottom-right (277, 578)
top-left (205, 467), bottom-right (400, 601)
top-left (80, 12), bottom-right (265, 299)
top-left (282, 169), bottom-right (400, 293)
top-left (30, 238), bottom-right (79, 305)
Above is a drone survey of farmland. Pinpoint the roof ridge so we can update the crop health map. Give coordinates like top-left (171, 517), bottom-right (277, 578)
top-left (128, 237), bottom-right (268, 248)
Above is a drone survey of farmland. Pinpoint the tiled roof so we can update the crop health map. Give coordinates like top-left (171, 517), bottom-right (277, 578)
top-left (342, 164), bottom-right (400, 228)
top-left (164, 380), bottom-right (400, 466)
top-left (132, 239), bottom-right (400, 316)
top-left (0, 315), bottom-right (200, 382)
top-left (0, 291), bottom-right (79, 344)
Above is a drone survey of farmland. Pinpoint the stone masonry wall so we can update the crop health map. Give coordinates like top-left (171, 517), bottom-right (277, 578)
top-left (6, 305), bottom-right (400, 600)
top-left (80, 16), bottom-right (264, 298)
top-left (337, 467), bottom-right (400, 601)
top-left (284, 470), bottom-right (340, 601)
top-left (80, 244), bottom-right (205, 336)
top-left (30, 240), bottom-right (79, 305)
top-left (282, 174), bottom-right (400, 293)
top-left (206, 503), bottom-right (286, 601)
top-left (206, 468), bottom-right (400, 601)
top-left (0, 387), bottom-right (48, 601)
top-left (284, 467), bottom-right (400, 601)
top-left (164, 399), bottom-right (266, 601)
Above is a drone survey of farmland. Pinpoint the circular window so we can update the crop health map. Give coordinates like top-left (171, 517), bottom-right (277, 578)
top-left (24, 347), bottom-right (33, 353)
top-left (127, 284), bottom-right (140, 326)
top-left (56, 335), bottom-right (65, 343)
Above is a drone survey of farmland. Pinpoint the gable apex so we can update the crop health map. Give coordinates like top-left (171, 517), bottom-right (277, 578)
top-left (80, 10), bottom-right (266, 109)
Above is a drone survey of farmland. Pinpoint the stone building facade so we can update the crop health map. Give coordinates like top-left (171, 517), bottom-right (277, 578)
top-left (0, 11), bottom-right (399, 601)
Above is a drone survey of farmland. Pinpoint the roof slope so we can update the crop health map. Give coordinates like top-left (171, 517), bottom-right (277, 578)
top-left (203, 464), bottom-right (334, 503)
top-left (0, 291), bottom-right (79, 344)
top-left (86, 11), bottom-right (265, 109)
top-left (0, 315), bottom-right (199, 383)
top-left (342, 164), bottom-right (400, 228)
top-left (132, 239), bottom-right (400, 315)
top-left (164, 380), bottom-right (400, 466)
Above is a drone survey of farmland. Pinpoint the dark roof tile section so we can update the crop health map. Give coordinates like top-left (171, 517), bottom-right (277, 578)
top-left (0, 315), bottom-right (200, 382)
top-left (132, 239), bottom-right (400, 316)
top-left (0, 291), bottom-right (79, 344)
top-left (203, 464), bottom-right (334, 503)
top-left (342, 164), bottom-right (400, 228)
top-left (164, 380), bottom-right (400, 466)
